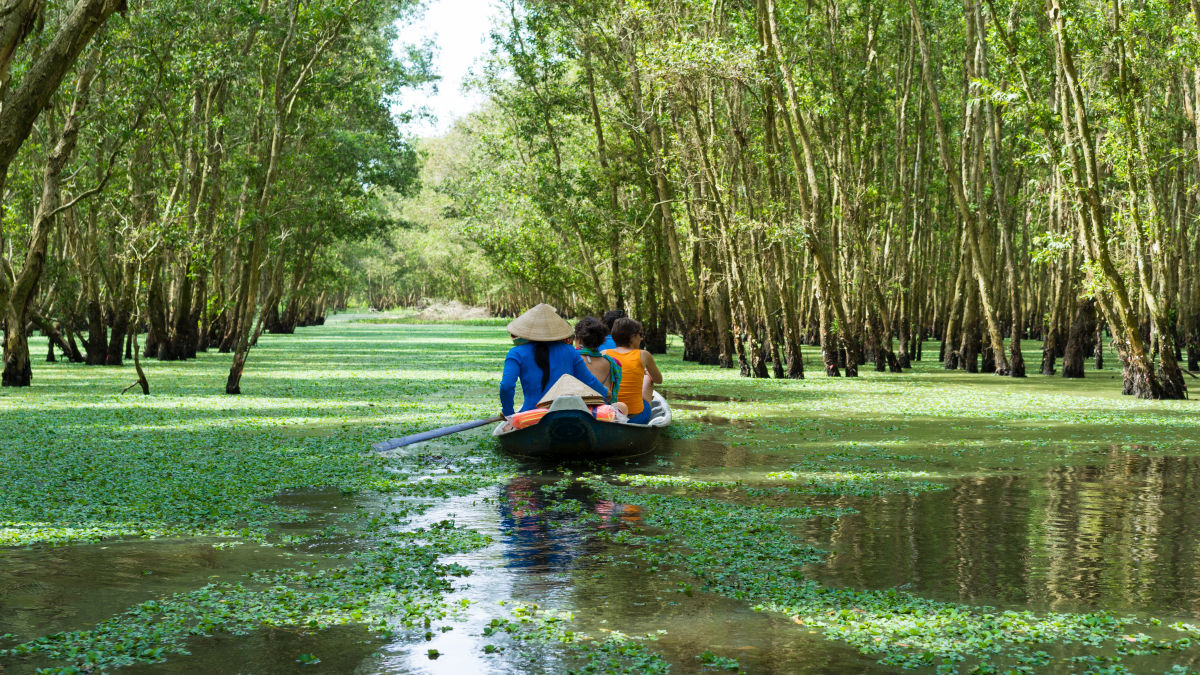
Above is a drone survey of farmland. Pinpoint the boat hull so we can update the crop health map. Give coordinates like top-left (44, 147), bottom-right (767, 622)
top-left (495, 393), bottom-right (670, 461)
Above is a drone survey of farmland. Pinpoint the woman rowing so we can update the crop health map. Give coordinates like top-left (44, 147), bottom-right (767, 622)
top-left (604, 317), bottom-right (663, 425)
top-left (499, 304), bottom-right (608, 426)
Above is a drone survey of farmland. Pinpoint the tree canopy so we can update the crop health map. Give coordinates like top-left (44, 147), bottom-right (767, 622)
top-left (390, 0), bottom-right (1200, 400)
top-left (5, 0), bottom-right (1200, 401)
top-left (1, 0), bottom-right (429, 391)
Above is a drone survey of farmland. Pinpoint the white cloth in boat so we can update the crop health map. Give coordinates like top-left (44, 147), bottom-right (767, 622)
top-left (537, 374), bottom-right (606, 408)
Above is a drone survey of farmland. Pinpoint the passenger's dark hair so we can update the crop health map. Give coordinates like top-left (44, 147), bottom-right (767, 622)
top-left (534, 342), bottom-right (551, 390)
top-left (601, 310), bottom-right (627, 333)
top-left (574, 317), bottom-right (607, 350)
top-left (611, 317), bottom-right (643, 348)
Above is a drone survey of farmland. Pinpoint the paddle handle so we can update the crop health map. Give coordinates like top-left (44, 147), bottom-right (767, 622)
top-left (372, 415), bottom-right (505, 452)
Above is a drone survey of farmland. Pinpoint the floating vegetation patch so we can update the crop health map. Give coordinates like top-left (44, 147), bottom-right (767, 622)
top-left (480, 603), bottom-right (673, 674)
top-left (0, 523), bottom-right (490, 671)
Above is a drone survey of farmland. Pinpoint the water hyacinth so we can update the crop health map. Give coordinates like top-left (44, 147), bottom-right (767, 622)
top-left (3, 320), bottom-right (1200, 672)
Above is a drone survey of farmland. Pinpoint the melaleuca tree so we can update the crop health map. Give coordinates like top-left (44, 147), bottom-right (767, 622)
top-left (3, 0), bottom-right (431, 391)
top-left (407, 0), bottom-right (1200, 399)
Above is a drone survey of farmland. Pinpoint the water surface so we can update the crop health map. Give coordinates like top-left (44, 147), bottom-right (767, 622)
top-left (6, 420), bottom-right (1200, 672)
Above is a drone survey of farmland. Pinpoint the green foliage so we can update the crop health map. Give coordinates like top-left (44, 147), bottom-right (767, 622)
top-left (2, 0), bottom-right (433, 391)
top-left (338, 132), bottom-right (510, 310)
top-left (697, 650), bottom-right (740, 671)
top-left (486, 603), bottom-right (673, 674)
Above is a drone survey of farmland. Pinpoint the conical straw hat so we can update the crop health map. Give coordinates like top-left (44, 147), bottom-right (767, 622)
top-left (507, 303), bottom-right (573, 341)
top-left (537, 374), bottom-right (606, 407)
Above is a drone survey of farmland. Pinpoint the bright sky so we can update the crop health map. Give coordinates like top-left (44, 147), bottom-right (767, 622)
top-left (393, 0), bottom-right (501, 137)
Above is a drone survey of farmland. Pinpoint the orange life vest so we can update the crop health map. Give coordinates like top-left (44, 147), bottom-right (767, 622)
top-left (604, 348), bottom-right (646, 416)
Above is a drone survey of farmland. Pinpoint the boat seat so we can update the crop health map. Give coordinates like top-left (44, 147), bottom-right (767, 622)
top-left (547, 395), bottom-right (590, 413)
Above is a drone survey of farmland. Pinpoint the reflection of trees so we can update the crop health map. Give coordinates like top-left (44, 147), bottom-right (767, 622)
top-left (821, 475), bottom-right (1032, 604)
top-left (816, 453), bottom-right (1200, 614)
top-left (951, 475), bottom-right (1030, 604)
top-left (1039, 453), bottom-right (1200, 613)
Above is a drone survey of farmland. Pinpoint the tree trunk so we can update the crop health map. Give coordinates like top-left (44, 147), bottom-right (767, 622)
top-left (2, 60), bottom-right (97, 386)
top-left (105, 263), bottom-right (134, 366)
top-left (0, 0), bottom-right (126, 200)
top-left (29, 312), bottom-right (77, 363)
top-left (817, 285), bottom-right (840, 377)
top-left (66, 328), bottom-right (84, 363)
top-left (907, 0), bottom-right (1009, 374)
top-left (763, 0), bottom-right (861, 376)
top-left (169, 260), bottom-right (196, 358)
top-left (943, 233), bottom-right (969, 370)
top-left (1, 310), bottom-right (31, 386)
top-left (85, 298), bottom-right (106, 365)
top-left (1049, 0), bottom-right (1169, 398)
top-left (960, 290), bottom-right (980, 373)
top-left (1062, 299), bottom-right (1095, 378)
top-left (145, 257), bottom-right (175, 361)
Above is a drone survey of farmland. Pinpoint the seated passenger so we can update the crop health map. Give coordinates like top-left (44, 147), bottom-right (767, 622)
top-left (598, 309), bottom-right (627, 351)
top-left (500, 304), bottom-right (608, 428)
top-left (603, 317), bottom-right (664, 425)
top-left (573, 317), bottom-right (629, 415)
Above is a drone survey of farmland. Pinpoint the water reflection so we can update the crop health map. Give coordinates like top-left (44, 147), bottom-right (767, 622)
top-left (365, 474), bottom-right (884, 674)
top-left (121, 628), bottom-right (383, 675)
top-left (499, 476), bottom-right (642, 572)
top-left (487, 476), bottom-right (885, 673)
top-left (811, 451), bottom-right (1200, 615)
top-left (0, 538), bottom-right (307, 642)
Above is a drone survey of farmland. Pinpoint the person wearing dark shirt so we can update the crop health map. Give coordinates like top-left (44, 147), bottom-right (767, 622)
top-left (499, 304), bottom-right (608, 420)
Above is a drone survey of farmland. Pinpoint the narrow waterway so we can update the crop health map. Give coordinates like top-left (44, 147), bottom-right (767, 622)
top-left (5, 410), bottom-right (1200, 673)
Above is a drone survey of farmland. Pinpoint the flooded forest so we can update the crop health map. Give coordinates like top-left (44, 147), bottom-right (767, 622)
top-left (4, 0), bottom-right (1200, 673)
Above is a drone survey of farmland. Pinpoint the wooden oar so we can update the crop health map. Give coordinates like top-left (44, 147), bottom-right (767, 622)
top-left (372, 415), bottom-right (505, 452)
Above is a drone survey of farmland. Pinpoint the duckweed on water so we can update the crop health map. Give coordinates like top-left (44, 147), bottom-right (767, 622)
top-left (2, 525), bottom-right (487, 671)
top-left (485, 603), bottom-right (672, 674)
top-left (0, 320), bottom-right (519, 671)
top-left (5, 321), bottom-right (1200, 672)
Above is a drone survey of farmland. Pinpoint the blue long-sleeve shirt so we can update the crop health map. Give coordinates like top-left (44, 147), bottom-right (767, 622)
top-left (500, 341), bottom-right (608, 416)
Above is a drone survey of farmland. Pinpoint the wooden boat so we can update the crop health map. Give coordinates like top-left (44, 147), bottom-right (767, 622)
top-left (493, 391), bottom-right (672, 460)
